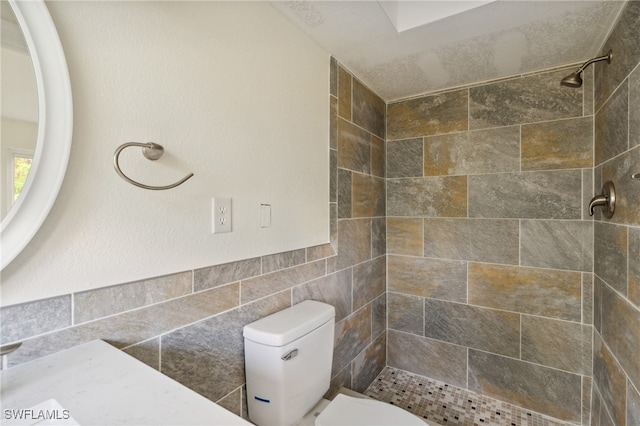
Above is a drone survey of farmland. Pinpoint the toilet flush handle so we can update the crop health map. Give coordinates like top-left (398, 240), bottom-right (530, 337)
top-left (281, 349), bottom-right (298, 361)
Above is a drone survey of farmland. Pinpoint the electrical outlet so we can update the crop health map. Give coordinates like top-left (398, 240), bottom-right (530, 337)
top-left (212, 197), bottom-right (231, 233)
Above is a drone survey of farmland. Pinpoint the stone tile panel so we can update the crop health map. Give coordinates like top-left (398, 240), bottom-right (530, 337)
top-left (423, 218), bottom-right (519, 265)
top-left (338, 168), bottom-right (352, 218)
top-left (387, 292), bottom-right (424, 336)
top-left (593, 331), bottom-right (627, 426)
top-left (241, 260), bottom-right (325, 304)
top-left (601, 283), bottom-right (640, 390)
top-left (371, 294), bottom-right (386, 340)
top-left (352, 256), bottom-right (386, 311)
top-left (468, 263), bottom-right (582, 321)
top-left (388, 255), bottom-right (467, 302)
top-left (468, 349), bottom-right (582, 423)
top-left (387, 138), bottom-right (423, 178)
top-left (387, 217), bottom-right (423, 256)
top-left (261, 249), bottom-right (306, 274)
top-left (329, 57), bottom-right (337, 97)
top-left (629, 227), bottom-right (640, 308)
top-left (521, 315), bottom-right (592, 375)
top-left (330, 148), bottom-right (337, 203)
top-left (161, 291), bottom-right (290, 402)
top-left (292, 268), bottom-right (352, 322)
top-left (217, 386), bottom-right (242, 417)
top-left (351, 174), bottom-right (385, 218)
top-left (468, 170), bottom-right (582, 219)
top-left (194, 258), bottom-right (261, 292)
top-left (594, 221), bottom-right (628, 294)
top-left (521, 117), bottom-right (593, 171)
top-left (520, 220), bottom-right (593, 272)
top-left (387, 176), bottom-right (467, 217)
top-left (330, 96), bottom-right (337, 150)
top-left (9, 283), bottom-right (240, 367)
top-left (352, 78), bottom-right (385, 139)
top-left (74, 272), bottom-right (192, 324)
top-left (595, 80), bottom-right (629, 165)
top-left (371, 217), bottom-right (386, 258)
top-left (306, 243), bottom-right (336, 262)
top-left (334, 219), bottom-right (371, 271)
top-left (583, 273), bottom-right (594, 326)
top-left (628, 378), bottom-right (640, 426)
top-left (332, 305), bottom-right (371, 377)
top-left (595, 1), bottom-right (640, 110)
top-left (423, 298), bottom-right (520, 358)
top-left (351, 332), bottom-right (386, 393)
top-left (602, 146), bottom-right (640, 226)
top-left (424, 126), bottom-right (520, 176)
top-left (387, 330), bottom-right (467, 388)
top-left (387, 90), bottom-right (468, 140)
top-left (338, 118), bottom-right (371, 174)
top-left (371, 135), bottom-right (385, 178)
top-left (122, 338), bottom-right (160, 370)
top-left (338, 65), bottom-right (352, 121)
top-left (0, 295), bottom-right (71, 344)
top-left (631, 65), bottom-right (640, 149)
top-left (469, 69), bottom-right (583, 129)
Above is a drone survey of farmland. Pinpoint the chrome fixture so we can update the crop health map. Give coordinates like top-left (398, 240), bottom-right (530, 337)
top-left (561, 50), bottom-right (612, 88)
top-left (589, 181), bottom-right (616, 218)
top-left (0, 342), bottom-right (22, 369)
top-left (113, 142), bottom-right (194, 190)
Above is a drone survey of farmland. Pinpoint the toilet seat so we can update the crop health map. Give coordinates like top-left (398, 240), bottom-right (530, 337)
top-left (314, 394), bottom-right (427, 426)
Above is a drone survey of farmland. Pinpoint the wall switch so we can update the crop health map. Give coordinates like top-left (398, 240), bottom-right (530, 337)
top-left (260, 204), bottom-right (271, 228)
top-left (212, 197), bottom-right (232, 233)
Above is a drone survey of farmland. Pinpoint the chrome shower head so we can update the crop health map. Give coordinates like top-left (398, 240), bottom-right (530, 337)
top-left (560, 50), bottom-right (612, 88)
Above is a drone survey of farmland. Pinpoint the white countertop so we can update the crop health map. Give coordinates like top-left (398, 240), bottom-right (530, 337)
top-left (0, 340), bottom-right (251, 425)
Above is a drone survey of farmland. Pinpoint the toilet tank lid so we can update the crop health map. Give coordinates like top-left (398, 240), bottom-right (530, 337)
top-left (243, 300), bottom-right (335, 347)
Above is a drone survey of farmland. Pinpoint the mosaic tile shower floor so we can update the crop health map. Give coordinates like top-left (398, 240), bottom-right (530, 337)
top-left (364, 367), bottom-right (574, 426)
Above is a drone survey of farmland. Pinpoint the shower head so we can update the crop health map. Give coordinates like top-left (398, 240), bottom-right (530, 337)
top-left (561, 50), bottom-right (612, 88)
top-left (561, 71), bottom-right (583, 88)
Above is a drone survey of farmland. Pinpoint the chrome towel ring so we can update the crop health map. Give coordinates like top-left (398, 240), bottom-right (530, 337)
top-left (113, 142), bottom-right (194, 190)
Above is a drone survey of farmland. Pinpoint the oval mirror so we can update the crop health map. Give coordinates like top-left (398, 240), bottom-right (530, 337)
top-left (0, 0), bottom-right (72, 270)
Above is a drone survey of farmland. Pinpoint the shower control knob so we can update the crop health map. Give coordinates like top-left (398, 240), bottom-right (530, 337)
top-left (588, 181), bottom-right (615, 218)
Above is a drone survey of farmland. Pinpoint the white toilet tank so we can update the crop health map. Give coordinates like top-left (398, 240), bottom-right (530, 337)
top-left (243, 300), bottom-right (335, 426)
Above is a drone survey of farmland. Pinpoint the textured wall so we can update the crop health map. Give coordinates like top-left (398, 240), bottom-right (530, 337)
top-left (386, 61), bottom-right (595, 424)
top-left (591, 2), bottom-right (640, 426)
top-left (1, 1), bottom-right (329, 305)
top-left (0, 58), bottom-right (387, 419)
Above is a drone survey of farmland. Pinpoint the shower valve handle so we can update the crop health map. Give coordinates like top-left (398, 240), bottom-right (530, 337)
top-left (589, 181), bottom-right (615, 218)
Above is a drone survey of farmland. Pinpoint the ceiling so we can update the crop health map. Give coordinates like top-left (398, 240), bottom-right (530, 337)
top-left (270, 0), bottom-right (626, 101)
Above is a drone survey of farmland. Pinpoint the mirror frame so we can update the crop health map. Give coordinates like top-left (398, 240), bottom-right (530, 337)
top-left (1, 0), bottom-right (72, 269)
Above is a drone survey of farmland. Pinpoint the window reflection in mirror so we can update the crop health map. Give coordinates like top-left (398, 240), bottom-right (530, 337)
top-left (1, 0), bottom-right (39, 219)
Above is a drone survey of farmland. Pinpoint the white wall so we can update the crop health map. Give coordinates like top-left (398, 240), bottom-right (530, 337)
top-left (0, 1), bottom-right (330, 306)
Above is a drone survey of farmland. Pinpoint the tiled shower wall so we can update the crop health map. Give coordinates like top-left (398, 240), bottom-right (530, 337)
top-left (385, 37), bottom-right (595, 426)
top-left (384, 3), bottom-right (640, 426)
top-left (0, 58), bottom-right (387, 418)
top-left (591, 2), bottom-right (640, 426)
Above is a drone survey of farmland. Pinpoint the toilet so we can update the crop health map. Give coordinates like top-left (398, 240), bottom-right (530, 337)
top-left (243, 300), bottom-right (428, 426)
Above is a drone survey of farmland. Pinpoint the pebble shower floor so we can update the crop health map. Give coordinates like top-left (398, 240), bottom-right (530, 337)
top-left (364, 367), bottom-right (575, 426)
